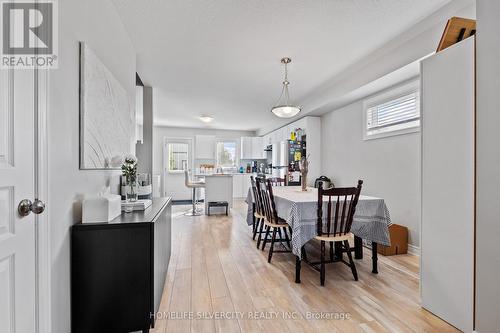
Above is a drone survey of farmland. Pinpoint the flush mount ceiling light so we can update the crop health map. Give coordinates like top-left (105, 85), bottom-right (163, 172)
top-left (271, 57), bottom-right (301, 118)
top-left (199, 115), bottom-right (214, 123)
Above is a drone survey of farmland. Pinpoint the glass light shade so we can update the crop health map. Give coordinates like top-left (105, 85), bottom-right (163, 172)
top-left (271, 105), bottom-right (301, 118)
top-left (199, 115), bottom-right (214, 123)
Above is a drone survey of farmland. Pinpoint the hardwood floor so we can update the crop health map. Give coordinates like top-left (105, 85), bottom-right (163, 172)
top-left (152, 200), bottom-right (459, 333)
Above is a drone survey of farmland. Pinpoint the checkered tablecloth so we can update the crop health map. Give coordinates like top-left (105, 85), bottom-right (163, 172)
top-left (245, 187), bottom-right (391, 257)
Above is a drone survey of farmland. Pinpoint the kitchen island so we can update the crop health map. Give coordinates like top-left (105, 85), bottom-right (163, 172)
top-left (203, 174), bottom-right (234, 215)
top-left (196, 172), bottom-right (271, 199)
top-left (194, 172), bottom-right (272, 214)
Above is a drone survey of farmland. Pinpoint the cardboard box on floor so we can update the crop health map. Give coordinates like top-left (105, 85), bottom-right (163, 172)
top-left (378, 224), bottom-right (408, 256)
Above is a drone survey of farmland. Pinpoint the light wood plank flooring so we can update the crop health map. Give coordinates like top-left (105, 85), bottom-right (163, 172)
top-left (152, 200), bottom-right (459, 333)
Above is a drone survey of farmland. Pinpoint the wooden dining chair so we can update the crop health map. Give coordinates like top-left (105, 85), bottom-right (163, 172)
top-left (250, 176), bottom-right (266, 246)
top-left (253, 176), bottom-right (268, 249)
top-left (258, 178), bottom-right (292, 263)
top-left (269, 175), bottom-right (287, 186)
top-left (306, 180), bottom-right (363, 286)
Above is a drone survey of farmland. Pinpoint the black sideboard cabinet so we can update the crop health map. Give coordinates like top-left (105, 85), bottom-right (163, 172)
top-left (71, 197), bottom-right (172, 333)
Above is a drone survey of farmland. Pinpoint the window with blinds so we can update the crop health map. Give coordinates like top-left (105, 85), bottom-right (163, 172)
top-left (364, 85), bottom-right (420, 139)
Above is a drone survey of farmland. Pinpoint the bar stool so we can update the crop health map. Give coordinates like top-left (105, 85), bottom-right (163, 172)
top-left (184, 169), bottom-right (205, 216)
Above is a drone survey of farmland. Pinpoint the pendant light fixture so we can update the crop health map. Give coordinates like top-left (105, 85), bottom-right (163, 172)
top-left (271, 57), bottom-right (301, 118)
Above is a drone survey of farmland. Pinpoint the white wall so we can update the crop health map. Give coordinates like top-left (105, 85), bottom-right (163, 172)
top-left (47, 1), bottom-right (135, 332)
top-left (321, 99), bottom-right (421, 247)
top-left (476, 1), bottom-right (500, 332)
top-left (153, 126), bottom-right (255, 200)
top-left (136, 87), bottom-right (153, 175)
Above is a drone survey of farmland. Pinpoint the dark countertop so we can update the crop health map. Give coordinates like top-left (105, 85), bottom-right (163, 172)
top-left (74, 197), bottom-right (172, 227)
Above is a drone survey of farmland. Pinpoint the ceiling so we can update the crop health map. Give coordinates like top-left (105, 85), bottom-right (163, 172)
top-left (111, 0), bottom-right (469, 132)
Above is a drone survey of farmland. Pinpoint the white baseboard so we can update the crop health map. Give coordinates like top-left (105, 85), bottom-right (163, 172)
top-left (407, 243), bottom-right (420, 256)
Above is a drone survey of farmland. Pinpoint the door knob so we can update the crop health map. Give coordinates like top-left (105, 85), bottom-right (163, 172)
top-left (18, 199), bottom-right (45, 216)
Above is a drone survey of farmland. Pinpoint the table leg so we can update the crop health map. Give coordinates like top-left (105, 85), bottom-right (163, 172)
top-left (295, 255), bottom-right (301, 283)
top-left (371, 242), bottom-right (378, 274)
top-left (354, 236), bottom-right (363, 259)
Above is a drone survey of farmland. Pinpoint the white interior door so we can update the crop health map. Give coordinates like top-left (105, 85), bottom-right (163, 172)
top-left (0, 68), bottom-right (37, 332)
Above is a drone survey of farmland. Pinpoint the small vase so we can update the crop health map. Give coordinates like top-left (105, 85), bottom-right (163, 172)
top-left (126, 182), bottom-right (138, 202)
top-left (123, 203), bottom-right (133, 213)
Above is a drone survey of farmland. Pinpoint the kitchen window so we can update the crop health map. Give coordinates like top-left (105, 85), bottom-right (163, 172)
top-left (363, 80), bottom-right (420, 140)
top-left (168, 142), bottom-right (189, 172)
top-left (217, 141), bottom-right (237, 167)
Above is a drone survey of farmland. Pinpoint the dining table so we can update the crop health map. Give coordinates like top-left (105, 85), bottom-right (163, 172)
top-left (245, 186), bottom-right (392, 283)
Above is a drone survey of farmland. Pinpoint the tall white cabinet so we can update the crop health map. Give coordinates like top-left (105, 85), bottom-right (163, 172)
top-left (420, 37), bottom-right (475, 332)
top-left (240, 137), bottom-right (265, 159)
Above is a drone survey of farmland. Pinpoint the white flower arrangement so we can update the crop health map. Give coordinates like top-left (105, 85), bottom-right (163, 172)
top-left (122, 154), bottom-right (138, 185)
top-left (123, 154), bottom-right (137, 165)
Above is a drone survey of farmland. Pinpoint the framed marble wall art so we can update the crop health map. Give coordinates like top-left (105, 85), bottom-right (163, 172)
top-left (79, 42), bottom-right (133, 169)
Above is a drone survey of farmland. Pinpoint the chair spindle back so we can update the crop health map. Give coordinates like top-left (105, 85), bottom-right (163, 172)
top-left (250, 176), bottom-right (264, 216)
top-left (317, 180), bottom-right (363, 237)
top-left (257, 178), bottom-right (279, 224)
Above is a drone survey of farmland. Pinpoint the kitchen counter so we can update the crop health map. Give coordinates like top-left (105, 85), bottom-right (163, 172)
top-left (195, 172), bottom-right (271, 177)
top-left (233, 172), bottom-right (272, 176)
top-left (194, 172), bottom-right (273, 202)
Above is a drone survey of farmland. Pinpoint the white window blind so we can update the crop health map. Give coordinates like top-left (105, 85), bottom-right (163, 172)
top-left (365, 89), bottom-right (420, 139)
